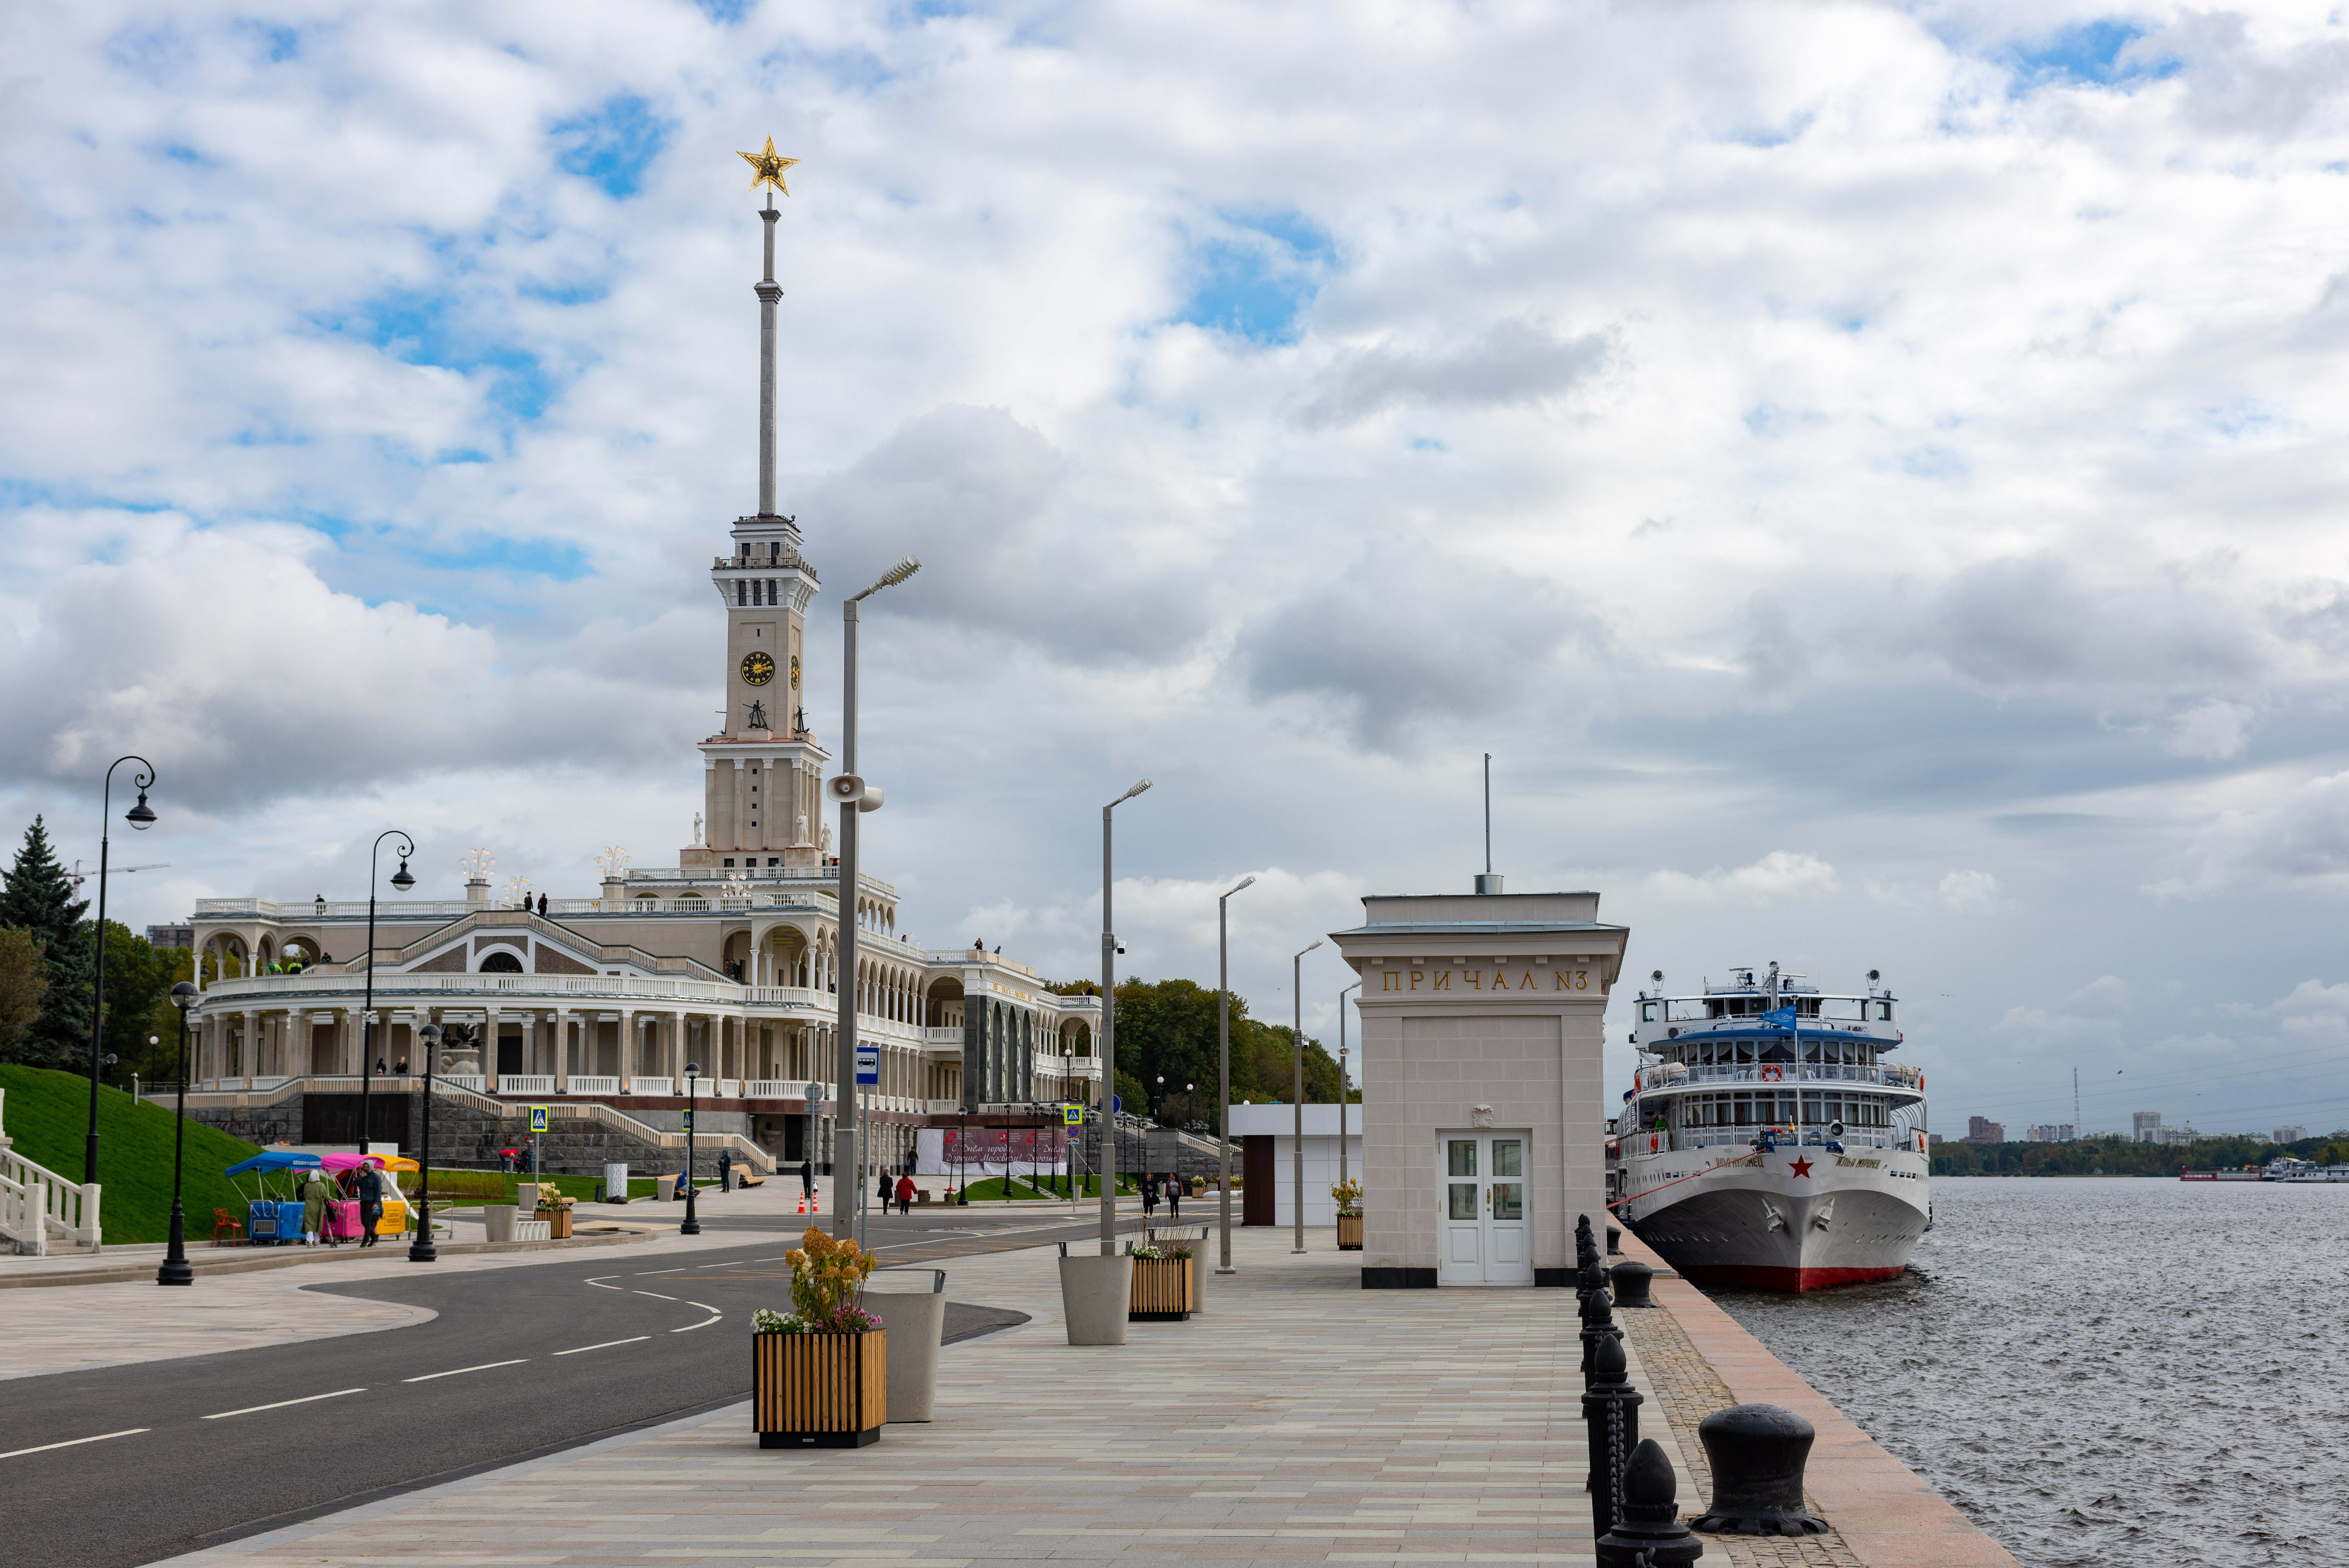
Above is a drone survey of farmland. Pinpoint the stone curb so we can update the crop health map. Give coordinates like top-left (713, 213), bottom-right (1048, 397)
top-left (0, 1225), bottom-right (659, 1290)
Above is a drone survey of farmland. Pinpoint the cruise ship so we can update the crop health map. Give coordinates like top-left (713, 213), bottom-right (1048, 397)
top-left (1613, 962), bottom-right (1930, 1290)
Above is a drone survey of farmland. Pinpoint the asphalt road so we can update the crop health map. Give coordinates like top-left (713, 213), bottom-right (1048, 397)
top-left (1, 1208), bottom-right (1116, 1568)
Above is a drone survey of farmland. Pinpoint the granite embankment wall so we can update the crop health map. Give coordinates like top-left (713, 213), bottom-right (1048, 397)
top-left (1620, 1228), bottom-right (2019, 1568)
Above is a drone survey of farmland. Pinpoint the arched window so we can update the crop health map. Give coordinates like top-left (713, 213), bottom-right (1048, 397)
top-left (480, 951), bottom-right (524, 973)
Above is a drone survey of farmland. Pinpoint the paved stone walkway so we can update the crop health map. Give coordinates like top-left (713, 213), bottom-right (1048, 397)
top-left (159, 1231), bottom-right (1613, 1567)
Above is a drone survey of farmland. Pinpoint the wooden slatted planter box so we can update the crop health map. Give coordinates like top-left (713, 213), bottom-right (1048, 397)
top-left (1337, 1213), bottom-right (1363, 1251)
top-left (1128, 1255), bottom-right (1195, 1321)
top-left (754, 1330), bottom-right (887, 1447)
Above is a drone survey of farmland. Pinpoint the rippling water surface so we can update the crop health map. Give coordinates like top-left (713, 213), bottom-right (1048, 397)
top-left (1703, 1177), bottom-right (2349, 1568)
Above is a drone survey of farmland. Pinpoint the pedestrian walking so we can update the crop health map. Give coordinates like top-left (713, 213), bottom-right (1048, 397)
top-left (1142, 1172), bottom-right (1158, 1218)
top-left (356, 1162), bottom-right (385, 1248)
top-left (300, 1170), bottom-right (328, 1245)
top-left (1166, 1174), bottom-right (1181, 1219)
top-left (718, 1147), bottom-right (733, 1193)
top-left (876, 1169), bottom-right (893, 1212)
top-left (895, 1172), bottom-right (915, 1215)
top-left (799, 1158), bottom-right (813, 1198)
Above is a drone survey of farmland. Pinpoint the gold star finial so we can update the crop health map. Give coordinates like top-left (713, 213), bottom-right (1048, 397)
top-left (737, 135), bottom-right (799, 197)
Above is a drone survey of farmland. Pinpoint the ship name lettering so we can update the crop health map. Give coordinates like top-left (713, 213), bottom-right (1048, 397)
top-left (1834, 1156), bottom-right (1881, 1169)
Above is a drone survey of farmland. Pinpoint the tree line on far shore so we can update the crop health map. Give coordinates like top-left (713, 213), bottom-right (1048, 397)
top-left (0, 816), bottom-right (193, 1086)
top-left (1932, 1130), bottom-right (2349, 1176)
top-left (1048, 976), bottom-right (1355, 1129)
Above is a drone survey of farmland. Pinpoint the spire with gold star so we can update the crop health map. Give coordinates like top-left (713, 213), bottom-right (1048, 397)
top-left (737, 135), bottom-right (799, 197)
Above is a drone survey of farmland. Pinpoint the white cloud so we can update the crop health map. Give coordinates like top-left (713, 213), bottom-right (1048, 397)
top-left (1936, 870), bottom-right (2003, 913)
top-left (1645, 852), bottom-right (1838, 903)
top-left (2165, 699), bottom-right (2258, 761)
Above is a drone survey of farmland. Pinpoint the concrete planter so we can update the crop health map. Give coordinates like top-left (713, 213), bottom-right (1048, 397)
top-left (481, 1203), bottom-right (519, 1244)
top-left (753, 1330), bottom-right (887, 1448)
top-left (1057, 1251), bottom-right (1133, 1345)
top-left (1129, 1255), bottom-right (1195, 1321)
top-left (866, 1269), bottom-right (947, 1421)
top-left (1337, 1213), bottom-right (1364, 1251)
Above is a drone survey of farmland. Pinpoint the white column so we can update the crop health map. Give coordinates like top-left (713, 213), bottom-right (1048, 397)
top-left (485, 1006), bottom-right (502, 1090)
top-left (618, 1010), bottom-right (634, 1092)
top-left (555, 1010), bottom-right (572, 1092)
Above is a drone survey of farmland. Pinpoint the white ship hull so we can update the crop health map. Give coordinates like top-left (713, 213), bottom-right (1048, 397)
top-left (1619, 1142), bottom-right (1930, 1290)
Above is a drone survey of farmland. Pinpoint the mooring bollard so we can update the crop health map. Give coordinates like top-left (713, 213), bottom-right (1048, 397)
top-left (1582, 1332), bottom-right (1643, 1533)
top-left (1610, 1259), bottom-right (1657, 1308)
top-left (1606, 1223), bottom-right (1622, 1256)
top-left (1688, 1404), bottom-right (1829, 1536)
top-left (1596, 1437), bottom-right (1705, 1567)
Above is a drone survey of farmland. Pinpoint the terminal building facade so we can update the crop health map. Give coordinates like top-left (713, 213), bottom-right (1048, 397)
top-left (173, 184), bottom-right (1099, 1177)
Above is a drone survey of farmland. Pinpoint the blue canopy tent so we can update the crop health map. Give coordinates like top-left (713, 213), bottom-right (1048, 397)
top-left (224, 1149), bottom-right (324, 1244)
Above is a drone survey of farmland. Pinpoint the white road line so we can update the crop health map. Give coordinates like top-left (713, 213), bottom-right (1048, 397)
top-left (585, 1276), bottom-right (624, 1291)
top-left (686, 1301), bottom-right (717, 1312)
top-left (0, 1428), bottom-right (149, 1460)
top-left (552, 1336), bottom-right (650, 1356)
top-left (636, 1267), bottom-right (685, 1275)
top-left (632, 1290), bottom-right (677, 1301)
top-left (203, 1389), bottom-right (365, 1420)
top-left (672, 1306), bottom-right (723, 1333)
top-left (402, 1360), bottom-right (528, 1383)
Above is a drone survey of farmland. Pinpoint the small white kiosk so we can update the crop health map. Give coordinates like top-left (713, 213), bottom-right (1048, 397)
top-left (1329, 889), bottom-right (1626, 1287)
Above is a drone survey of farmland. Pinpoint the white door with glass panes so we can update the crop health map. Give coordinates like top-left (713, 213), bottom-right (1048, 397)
top-left (1437, 1131), bottom-right (1534, 1285)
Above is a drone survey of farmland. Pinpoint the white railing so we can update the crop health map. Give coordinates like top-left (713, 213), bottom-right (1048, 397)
top-left (631, 1077), bottom-right (674, 1097)
top-left (925, 1099), bottom-right (964, 1115)
top-left (1634, 1127), bottom-right (1907, 1153)
top-left (1634, 1063), bottom-right (1923, 1093)
top-left (923, 1026), bottom-right (963, 1046)
top-left (744, 1080), bottom-right (802, 1099)
top-left (566, 1076), bottom-right (620, 1095)
top-left (442, 1074), bottom-right (487, 1091)
top-left (0, 1093), bottom-right (102, 1253)
top-left (498, 1076), bottom-right (556, 1095)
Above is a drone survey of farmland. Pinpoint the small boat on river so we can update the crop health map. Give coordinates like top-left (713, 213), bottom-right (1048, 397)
top-left (2183, 1157), bottom-right (2349, 1183)
top-left (1612, 962), bottom-right (1931, 1290)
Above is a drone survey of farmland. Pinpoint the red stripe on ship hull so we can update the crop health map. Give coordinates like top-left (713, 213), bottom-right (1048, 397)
top-left (1673, 1262), bottom-right (1907, 1291)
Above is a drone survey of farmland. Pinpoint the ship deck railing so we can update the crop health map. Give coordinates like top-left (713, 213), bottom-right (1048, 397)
top-left (1623, 1127), bottom-right (1910, 1153)
top-left (1633, 1063), bottom-right (1924, 1092)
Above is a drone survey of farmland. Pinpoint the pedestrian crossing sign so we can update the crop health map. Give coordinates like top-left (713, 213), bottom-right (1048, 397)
top-left (529, 1106), bottom-right (548, 1132)
top-left (1062, 1104), bottom-right (1081, 1127)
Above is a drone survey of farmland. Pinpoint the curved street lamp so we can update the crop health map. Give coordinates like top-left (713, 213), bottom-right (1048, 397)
top-left (1097, 777), bottom-right (1151, 1254)
top-left (1216, 875), bottom-right (1254, 1274)
top-left (156, 981), bottom-right (199, 1285)
top-left (1292, 938), bottom-right (1323, 1254)
top-left (355, 832), bottom-right (417, 1180)
top-left (410, 1021), bottom-right (447, 1262)
top-left (85, 755), bottom-right (157, 1185)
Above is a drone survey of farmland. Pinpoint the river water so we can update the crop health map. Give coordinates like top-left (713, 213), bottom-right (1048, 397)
top-left (1704, 1176), bottom-right (2349, 1568)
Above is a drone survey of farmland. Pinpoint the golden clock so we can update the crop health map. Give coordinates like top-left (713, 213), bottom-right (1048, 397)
top-left (789, 654), bottom-right (800, 688)
top-left (741, 651), bottom-right (776, 687)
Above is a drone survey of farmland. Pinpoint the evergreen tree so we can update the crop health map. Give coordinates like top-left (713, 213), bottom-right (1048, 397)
top-left (0, 816), bottom-right (93, 1068)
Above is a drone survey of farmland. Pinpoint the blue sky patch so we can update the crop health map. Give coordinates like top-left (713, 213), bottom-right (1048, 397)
top-left (317, 291), bottom-right (561, 426)
top-left (1172, 208), bottom-right (1335, 345)
top-left (418, 535), bottom-right (590, 582)
top-left (2004, 19), bottom-right (2180, 89)
top-left (551, 94), bottom-right (671, 200)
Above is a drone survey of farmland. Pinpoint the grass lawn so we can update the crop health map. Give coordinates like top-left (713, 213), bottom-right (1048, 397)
top-left (0, 1064), bottom-right (264, 1244)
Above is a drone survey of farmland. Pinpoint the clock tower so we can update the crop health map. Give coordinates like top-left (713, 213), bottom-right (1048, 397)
top-left (684, 176), bottom-right (831, 872)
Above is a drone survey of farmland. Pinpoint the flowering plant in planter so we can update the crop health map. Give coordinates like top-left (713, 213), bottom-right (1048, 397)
top-left (535, 1189), bottom-right (576, 1212)
top-left (779, 1224), bottom-right (880, 1333)
top-left (1330, 1179), bottom-right (1363, 1217)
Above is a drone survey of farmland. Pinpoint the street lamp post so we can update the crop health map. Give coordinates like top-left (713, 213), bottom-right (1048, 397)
top-left (1337, 981), bottom-right (1360, 1203)
top-left (1215, 875), bottom-right (1254, 1274)
top-left (410, 1023), bottom-right (445, 1262)
top-left (85, 755), bottom-right (157, 1185)
top-left (831, 554), bottom-right (921, 1239)
top-left (356, 832), bottom-right (417, 1169)
top-left (1098, 777), bottom-right (1152, 1254)
top-left (1291, 939), bottom-right (1322, 1254)
top-left (156, 981), bottom-right (199, 1285)
top-left (683, 1062), bottom-right (702, 1235)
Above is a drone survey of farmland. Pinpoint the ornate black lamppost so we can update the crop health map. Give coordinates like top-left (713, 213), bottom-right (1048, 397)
top-left (155, 981), bottom-right (199, 1285)
top-left (681, 1061), bottom-right (702, 1235)
top-left (409, 1021), bottom-right (453, 1262)
top-left (354, 831), bottom-right (416, 1167)
top-left (84, 755), bottom-right (157, 1185)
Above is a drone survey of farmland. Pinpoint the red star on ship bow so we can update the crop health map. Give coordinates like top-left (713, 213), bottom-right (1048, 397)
top-left (1788, 1156), bottom-right (1814, 1178)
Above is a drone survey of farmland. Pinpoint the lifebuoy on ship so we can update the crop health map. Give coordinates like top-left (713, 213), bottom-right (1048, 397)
top-left (1761, 1064), bottom-right (1784, 1081)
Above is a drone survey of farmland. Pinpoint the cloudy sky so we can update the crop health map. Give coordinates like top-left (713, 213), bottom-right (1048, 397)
top-left (5, 0), bottom-right (2348, 1138)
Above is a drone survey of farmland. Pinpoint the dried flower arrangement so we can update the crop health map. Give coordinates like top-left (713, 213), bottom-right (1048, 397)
top-left (757, 1224), bottom-right (881, 1334)
top-left (1330, 1179), bottom-right (1363, 1217)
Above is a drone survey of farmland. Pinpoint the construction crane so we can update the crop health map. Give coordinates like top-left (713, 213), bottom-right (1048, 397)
top-left (67, 859), bottom-right (170, 889)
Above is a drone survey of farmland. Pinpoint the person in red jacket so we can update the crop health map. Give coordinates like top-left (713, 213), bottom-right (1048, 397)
top-left (894, 1171), bottom-right (915, 1215)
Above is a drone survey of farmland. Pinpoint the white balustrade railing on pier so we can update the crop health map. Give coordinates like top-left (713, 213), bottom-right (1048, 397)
top-left (0, 1091), bottom-right (102, 1253)
top-left (497, 1076), bottom-right (556, 1095)
top-left (631, 1077), bottom-right (674, 1097)
top-left (566, 1076), bottom-right (620, 1096)
top-left (442, 1074), bottom-right (487, 1091)
top-left (744, 1080), bottom-right (802, 1099)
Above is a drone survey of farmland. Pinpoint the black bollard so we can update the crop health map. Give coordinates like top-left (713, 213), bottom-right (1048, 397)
top-left (1610, 1260), bottom-right (1657, 1308)
top-left (1688, 1404), bottom-right (1828, 1536)
top-left (1596, 1438), bottom-right (1705, 1567)
top-left (1582, 1332), bottom-right (1643, 1534)
top-left (1606, 1223), bottom-right (1622, 1256)
top-left (1579, 1271), bottom-right (1622, 1383)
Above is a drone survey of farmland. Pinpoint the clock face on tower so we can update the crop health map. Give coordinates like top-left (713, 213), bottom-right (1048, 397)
top-left (741, 651), bottom-right (776, 687)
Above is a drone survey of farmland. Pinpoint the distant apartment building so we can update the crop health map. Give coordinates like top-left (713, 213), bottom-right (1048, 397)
top-left (2132, 1112), bottom-right (2196, 1146)
top-left (146, 924), bottom-right (194, 950)
top-left (2025, 1123), bottom-right (2076, 1142)
top-left (2276, 1125), bottom-right (2310, 1144)
top-left (1964, 1115), bottom-right (2005, 1144)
